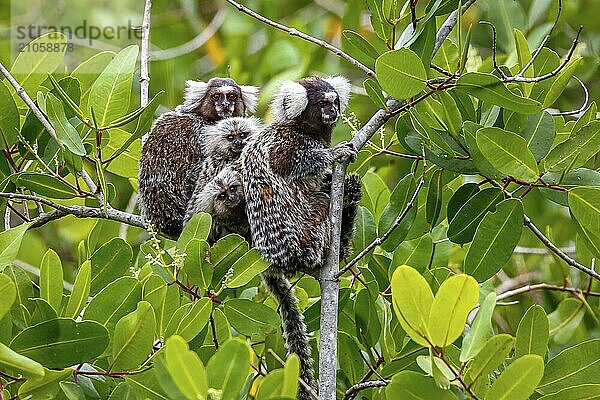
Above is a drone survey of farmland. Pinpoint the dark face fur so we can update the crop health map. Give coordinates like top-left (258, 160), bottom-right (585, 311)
top-left (298, 79), bottom-right (341, 136)
top-left (204, 117), bottom-right (262, 160)
top-left (200, 78), bottom-right (245, 121)
top-left (211, 169), bottom-right (245, 216)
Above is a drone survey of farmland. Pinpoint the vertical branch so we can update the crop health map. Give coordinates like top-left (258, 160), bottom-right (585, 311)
top-left (140, 0), bottom-right (152, 108)
top-left (318, 161), bottom-right (346, 399)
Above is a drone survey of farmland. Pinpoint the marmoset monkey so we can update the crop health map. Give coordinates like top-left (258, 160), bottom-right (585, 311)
top-left (241, 76), bottom-right (361, 399)
top-left (138, 78), bottom-right (258, 238)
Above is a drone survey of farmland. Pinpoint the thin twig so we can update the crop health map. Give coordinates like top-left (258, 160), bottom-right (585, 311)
top-left (344, 380), bottom-right (389, 399)
top-left (140, 0), bottom-right (152, 108)
top-left (504, 26), bottom-right (582, 83)
top-left (336, 146), bottom-right (427, 279)
top-left (547, 76), bottom-right (589, 116)
top-left (497, 283), bottom-right (600, 301)
top-left (432, 0), bottom-right (478, 57)
top-left (223, 0), bottom-right (376, 79)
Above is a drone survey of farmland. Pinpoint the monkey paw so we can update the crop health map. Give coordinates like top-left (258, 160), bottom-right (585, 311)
top-left (332, 141), bottom-right (357, 164)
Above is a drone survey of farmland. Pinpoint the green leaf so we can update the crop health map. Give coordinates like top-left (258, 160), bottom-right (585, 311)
top-left (354, 289), bottom-right (381, 347)
top-left (447, 187), bottom-right (503, 244)
top-left (0, 342), bottom-right (44, 378)
top-left (10, 318), bottom-right (109, 368)
top-left (569, 187), bottom-right (600, 235)
top-left (375, 49), bottom-right (427, 100)
top-left (342, 30), bottom-right (380, 60)
top-left (428, 274), bottom-right (479, 347)
top-left (143, 274), bottom-right (180, 336)
top-left (72, 51), bottom-right (115, 113)
top-left (514, 28), bottom-right (534, 96)
top-left (0, 223), bottom-right (31, 271)
top-left (175, 298), bottom-right (212, 342)
top-left (410, 18), bottom-right (437, 76)
top-left (464, 334), bottom-right (515, 386)
top-left (386, 370), bottom-right (458, 399)
top-left (426, 169), bottom-right (444, 227)
top-left (515, 305), bottom-right (549, 358)
top-left (223, 298), bottom-right (280, 336)
top-left (486, 355), bottom-right (544, 400)
top-left (543, 121), bottom-right (600, 172)
top-left (447, 182), bottom-right (480, 222)
top-left (83, 276), bottom-right (141, 333)
top-left (548, 298), bottom-right (585, 344)
top-left (456, 73), bottom-right (541, 114)
top-left (0, 80), bottom-right (20, 147)
top-left (0, 274), bottom-right (16, 320)
top-left (18, 368), bottom-right (72, 400)
top-left (210, 234), bottom-right (249, 287)
top-left (59, 381), bottom-right (86, 400)
top-left (366, 0), bottom-right (392, 41)
top-left (183, 239), bottom-right (212, 290)
top-left (460, 292), bottom-right (496, 362)
top-left (391, 234), bottom-right (434, 274)
top-left (464, 122), bottom-right (503, 180)
top-left (5, 265), bottom-right (34, 328)
top-left (227, 249), bottom-right (270, 288)
top-left (542, 57), bottom-right (583, 108)
top-left (538, 384), bottom-right (600, 400)
top-left (89, 238), bottom-right (133, 295)
top-left (437, 91), bottom-right (463, 139)
top-left (538, 339), bottom-right (600, 394)
top-left (391, 265), bottom-right (434, 347)
top-left (206, 339), bottom-right (251, 399)
top-left (177, 212), bottom-right (212, 251)
top-left (64, 261), bottom-right (91, 318)
top-left (464, 199), bottom-right (524, 282)
top-left (47, 74), bottom-right (85, 121)
top-left (281, 354), bottom-right (300, 398)
top-left (17, 172), bottom-right (79, 199)
top-left (89, 45), bottom-right (139, 127)
top-left (39, 249), bottom-right (63, 311)
top-left (476, 127), bottom-right (539, 183)
top-left (379, 174), bottom-right (417, 251)
top-left (125, 369), bottom-right (170, 400)
top-left (165, 335), bottom-right (208, 400)
top-left (10, 33), bottom-right (68, 102)
top-left (520, 111), bottom-right (555, 162)
top-left (111, 301), bottom-right (156, 371)
top-left (363, 78), bottom-right (387, 109)
top-left (353, 206), bottom-right (376, 262)
top-left (45, 93), bottom-right (86, 155)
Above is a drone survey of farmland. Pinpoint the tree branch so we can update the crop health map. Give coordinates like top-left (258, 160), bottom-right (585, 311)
top-left (140, 0), bottom-right (152, 107)
top-left (343, 380), bottom-right (389, 399)
top-left (497, 283), bottom-right (600, 301)
top-left (0, 62), bottom-right (63, 150)
top-left (432, 0), bottom-right (479, 57)
top-left (223, 0), bottom-right (376, 79)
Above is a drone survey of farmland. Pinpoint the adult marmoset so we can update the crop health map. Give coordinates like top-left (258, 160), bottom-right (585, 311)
top-left (240, 76), bottom-right (361, 399)
top-left (138, 78), bottom-right (258, 238)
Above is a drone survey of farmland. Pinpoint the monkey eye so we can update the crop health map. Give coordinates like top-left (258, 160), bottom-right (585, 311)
top-left (230, 184), bottom-right (238, 191)
top-left (212, 93), bottom-right (220, 100)
top-left (218, 193), bottom-right (226, 200)
top-left (239, 132), bottom-right (247, 138)
top-left (227, 135), bottom-right (234, 141)
top-left (318, 100), bottom-right (328, 107)
top-left (227, 93), bottom-right (237, 101)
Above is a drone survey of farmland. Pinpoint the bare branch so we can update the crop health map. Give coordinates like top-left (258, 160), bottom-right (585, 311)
top-left (504, 25), bottom-right (582, 83)
top-left (14, 259), bottom-right (74, 292)
top-left (497, 283), bottom-right (600, 301)
top-left (223, 0), bottom-right (376, 79)
top-left (140, 0), bottom-right (152, 107)
top-left (432, 0), bottom-right (478, 57)
top-left (547, 76), bottom-right (589, 116)
top-left (0, 62), bottom-right (63, 150)
top-left (0, 192), bottom-right (144, 230)
top-left (344, 380), bottom-right (389, 399)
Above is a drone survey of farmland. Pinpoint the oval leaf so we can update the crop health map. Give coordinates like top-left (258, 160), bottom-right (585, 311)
top-left (515, 305), bottom-right (549, 358)
top-left (223, 298), bottom-right (280, 336)
top-left (227, 249), bottom-right (271, 288)
top-left (375, 49), bottom-right (427, 100)
top-left (569, 186), bottom-right (600, 235)
top-left (111, 301), bottom-right (156, 371)
top-left (39, 249), bottom-right (63, 311)
top-left (165, 335), bottom-right (208, 400)
top-left (486, 355), bottom-right (544, 400)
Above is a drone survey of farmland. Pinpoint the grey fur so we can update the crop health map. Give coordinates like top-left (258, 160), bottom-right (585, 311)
top-left (241, 76), bottom-right (361, 399)
top-left (138, 78), bottom-right (259, 238)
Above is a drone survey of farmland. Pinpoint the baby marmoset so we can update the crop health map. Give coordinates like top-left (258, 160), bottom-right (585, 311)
top-left (184, 116), bottom-right (263, 243)
top-left (241, 76), bottom-right (362, 399)
top-left (138, 78), bottom-right (259, 238)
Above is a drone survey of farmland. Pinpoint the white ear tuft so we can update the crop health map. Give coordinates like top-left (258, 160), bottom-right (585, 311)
top-left (177, 80), bottom-right (209, 112)
top-left (240, 85), bottom-right (259, 115)
top-left (323, 76), bottom-right (351, 113)
top-left (271, 80), bottom-right (308, 122)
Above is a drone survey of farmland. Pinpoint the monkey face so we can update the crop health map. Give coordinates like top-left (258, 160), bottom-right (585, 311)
top-left (317, 92), bottom-right (340, 125)
top-left (211, 87), bottom-right (240, 119)
top-left (216, 182), bottom-right (243, 207)
top-left (226, 130), bottom-right (247, 154)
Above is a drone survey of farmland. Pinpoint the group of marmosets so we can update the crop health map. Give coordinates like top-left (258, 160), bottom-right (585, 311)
top-left (138, 76), bottom-right (362, 399)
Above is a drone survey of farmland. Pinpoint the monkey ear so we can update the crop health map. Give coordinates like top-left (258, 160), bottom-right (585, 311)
top-left (240, 85), bottom-right (259, 115)
top-left (323, 76), bottom-right (351, 113)
top-left (178, 80), bottom-right (209, 112)
top-left (271, 80), bottom-right (308, 121)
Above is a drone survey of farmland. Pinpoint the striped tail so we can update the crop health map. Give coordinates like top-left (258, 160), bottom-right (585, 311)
top-left (262, 272), bottom-right (316, 399)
